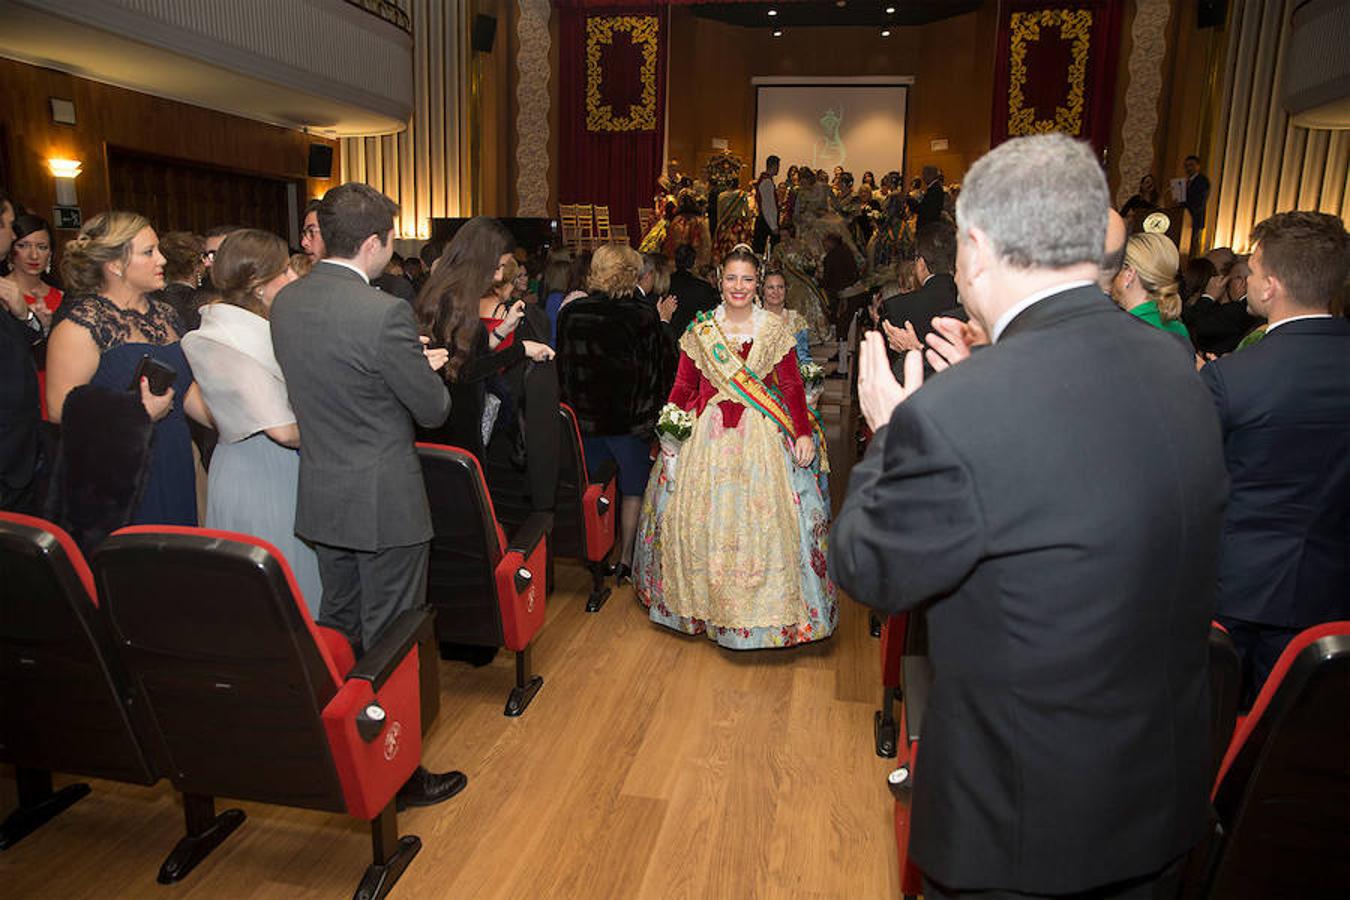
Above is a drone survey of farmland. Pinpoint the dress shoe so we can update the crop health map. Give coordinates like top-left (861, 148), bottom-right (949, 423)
top-left (396, 766), bottom-right (467, 811)
top-left (614, 563), bottom-right (633, 586)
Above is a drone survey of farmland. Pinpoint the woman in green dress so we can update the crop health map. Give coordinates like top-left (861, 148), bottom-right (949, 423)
top-left (1109, 233), bottom-right (1190, 340)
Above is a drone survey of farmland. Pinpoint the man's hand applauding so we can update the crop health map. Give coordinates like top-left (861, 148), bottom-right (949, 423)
top-left (857, 331), bottom-right (923, 432)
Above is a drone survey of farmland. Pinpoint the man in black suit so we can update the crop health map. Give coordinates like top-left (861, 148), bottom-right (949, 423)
top-left (1201, 211), bottom-right (1350, 704)
top-left (1188, 256), bottom-right (1262, 355)
top-left (0, 189), bottom-right (45, 515)
top-left (668, 243), bottom-right (719, 337)
top-left (271, 183), bottom-right (464, 808)
top-left (913, 164), bottom-right (946, 230)
top-left (1182, 154), bottom-right (1210, 234)
top-left (832, 134), bottom-right (1227, 899)
top-left (881, 221), bottom-right (959, 373)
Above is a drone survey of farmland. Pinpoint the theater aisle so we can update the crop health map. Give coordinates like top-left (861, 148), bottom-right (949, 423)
top-left (0, 368), bottom-right (894, 899)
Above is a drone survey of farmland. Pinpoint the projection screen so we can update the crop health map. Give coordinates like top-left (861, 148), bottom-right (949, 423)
top-left (753, 77), bottom-right (911, 181)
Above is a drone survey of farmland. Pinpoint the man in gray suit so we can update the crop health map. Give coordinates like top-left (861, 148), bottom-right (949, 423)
top-left (272, 182), bottom-right (462, 807)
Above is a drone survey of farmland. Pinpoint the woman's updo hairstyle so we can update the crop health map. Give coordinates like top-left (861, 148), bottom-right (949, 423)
top-left (158, 231), bottom-right (205, 285)
top-left (718, 243), bottom-right (762, 280)
top-left (1123, 232), bottom-right (1183, 322)
top-left (586, 243), bottom-right (642, 297)
top-left (60, 210), bottom-right (151, 296)
top-left (210, 229), bottom-right (289, 319)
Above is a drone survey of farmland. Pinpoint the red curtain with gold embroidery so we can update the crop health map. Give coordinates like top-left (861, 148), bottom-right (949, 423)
top-left (558, 6), bottom-right (667, 239)
top-left (990, 0), bottom-right (1123, 155)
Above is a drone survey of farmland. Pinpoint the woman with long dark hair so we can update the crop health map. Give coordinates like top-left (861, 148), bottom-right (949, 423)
top-left (415, 216), bottom-right (559, 509)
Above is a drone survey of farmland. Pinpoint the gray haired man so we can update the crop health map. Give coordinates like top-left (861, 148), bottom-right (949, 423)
top-left (832, 134), bottom-right (1227, 899)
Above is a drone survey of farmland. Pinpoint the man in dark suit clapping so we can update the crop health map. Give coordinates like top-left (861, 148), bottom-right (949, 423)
top-left (832, 134), bottom-right (1227, 899)
top-left (1201, 211), bottom-right (1350, 704)
top-left (271, 183), bottom-right (464, 809)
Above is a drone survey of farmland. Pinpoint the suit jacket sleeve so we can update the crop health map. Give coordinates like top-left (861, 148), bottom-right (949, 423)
top-left (1199, 361), bottom-right (1229, 430)
top-left (829, 402), bottom-right (986, 615)
top-left (378, 300), bottom-right (451, 429)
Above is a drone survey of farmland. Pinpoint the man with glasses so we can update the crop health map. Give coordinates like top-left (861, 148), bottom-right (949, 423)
top-left (301, 199), bottom-right (326, 262)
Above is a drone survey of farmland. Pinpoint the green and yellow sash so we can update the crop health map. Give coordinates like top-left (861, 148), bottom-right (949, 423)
top-left (688, 311), bottom-right (798, 443)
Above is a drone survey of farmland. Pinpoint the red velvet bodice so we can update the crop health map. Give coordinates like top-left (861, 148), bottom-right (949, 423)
top-left (668, 340), bottom-right (811, 437)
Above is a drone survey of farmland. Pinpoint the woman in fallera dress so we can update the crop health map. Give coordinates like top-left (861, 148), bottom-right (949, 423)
top-left (634, 245), bottom-right (836, 650)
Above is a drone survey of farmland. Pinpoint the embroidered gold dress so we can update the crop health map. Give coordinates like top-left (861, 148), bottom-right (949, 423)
top-left (634, 307), bottom-right (836, 649)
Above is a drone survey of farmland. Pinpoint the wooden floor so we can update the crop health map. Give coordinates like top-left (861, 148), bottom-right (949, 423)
top-left (1, 569), bottom-right (897, 899)
top-left (2, 371), bottom-right (901, 899)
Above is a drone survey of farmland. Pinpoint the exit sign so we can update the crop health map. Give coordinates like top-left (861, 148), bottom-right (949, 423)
top-left (53, 206), bottom-right (82, 230)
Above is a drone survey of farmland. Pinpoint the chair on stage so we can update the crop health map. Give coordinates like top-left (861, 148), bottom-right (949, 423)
top-left (593, 205), bottom-right (613, 245)
top-left (559, 204), bottom-right (580, 251)
top-left (93, 526), bottom-right (427, 898)
top-left (610, 223), bottom-right (630, 246)
top-left (418, 443), bottom-right (551, 716)
top-left (483, 405), bottom-right (617, 613)
top-left (637, 208), bottom-right (655, 240)
top-left (573, 204), bottom-right (597, 251)
top-left (0, 512), bottom-right (159, 851)
top-left (1180, 620), bottom-right (1350, 899)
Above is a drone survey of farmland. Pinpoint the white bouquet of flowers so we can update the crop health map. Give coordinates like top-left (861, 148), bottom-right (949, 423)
top-left (800, 361), bottom-right (826, 408)
top-left (656, 403), bottom-right (694, 482)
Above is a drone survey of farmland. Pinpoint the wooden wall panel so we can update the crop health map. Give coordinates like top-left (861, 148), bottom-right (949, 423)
top-left (664, 8), bottom-right (999, 188)
top-left (0, 57), bottom-right (338, 245)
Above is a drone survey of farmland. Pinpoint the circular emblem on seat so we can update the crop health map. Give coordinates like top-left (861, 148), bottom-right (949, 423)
top-left (1143, 211), bottom-right (1171, 234)
top-left (383, 721), bottom-right (402, 761)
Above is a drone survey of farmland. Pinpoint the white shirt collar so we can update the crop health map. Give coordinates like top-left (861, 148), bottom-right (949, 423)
top-left (319, 258), bottom-right (370, 285)
top-left (1264, 313), bottom-right (1332, 336)
top-left (921, 273), bottom-right (936, 287)
top-left (992, 280), bottom-right (1094, 343)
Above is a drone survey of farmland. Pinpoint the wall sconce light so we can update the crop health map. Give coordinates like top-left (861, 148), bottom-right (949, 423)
top-left (47, 158), bottom-right (82, 206)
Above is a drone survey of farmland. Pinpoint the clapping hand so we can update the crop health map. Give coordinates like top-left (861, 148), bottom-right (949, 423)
top-left (420, 335), bottom-right (449, 371)
top-left (882, 318), bottom-right (923, 353)
top-left (657, 294), bottom-right (677, 324)
top-left (925, 316), bottom-right (987, 372)
top-left (857, 331), bottom-right (922, 432)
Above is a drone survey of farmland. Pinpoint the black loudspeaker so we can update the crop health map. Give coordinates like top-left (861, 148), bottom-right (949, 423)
top-left (307, 143), bottom-right (333, 179)
top-left (472, 14), bottom-right (497, 54)
top-left (1198, 0), bottom-right (1226, 29)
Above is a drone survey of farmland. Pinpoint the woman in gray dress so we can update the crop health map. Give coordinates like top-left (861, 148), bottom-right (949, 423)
top-left (181, 229), bottom-right (323, 613)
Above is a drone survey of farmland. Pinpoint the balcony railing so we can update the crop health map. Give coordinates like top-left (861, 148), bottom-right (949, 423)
top-left (344, 0), bottom-right (412, 34)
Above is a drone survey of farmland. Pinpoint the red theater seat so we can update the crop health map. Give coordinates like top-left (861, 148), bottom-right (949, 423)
top-left (93, 526), bottom-right (427, 898)
top-left (0, 512), bottom-right (158, 850)
top-left (874, 612), bottom-right (908, 757)
top-left (418, 443), bottom-right (551, 716)
top-left (1181, 621), bottom-right (1350, 900)
top-left (483, 404), bottom-right (617, 612)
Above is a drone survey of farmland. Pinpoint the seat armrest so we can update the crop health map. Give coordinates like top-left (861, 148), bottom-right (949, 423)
top-left (508, 511), bottom-right (553, 558)
top-left (901, 655), bottom-right (932, 745)
top-left (347, 607), bottom-right (433, 691)
top-left (589, 458), bottom-right (618, 488)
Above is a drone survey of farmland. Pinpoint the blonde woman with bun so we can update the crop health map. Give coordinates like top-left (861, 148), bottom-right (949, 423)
top-left (1109, 232), bottom-right (1190, 340)
top-left (47, 211), bottom-right (212, 526)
